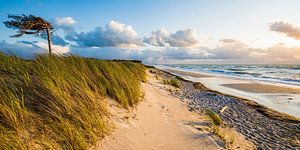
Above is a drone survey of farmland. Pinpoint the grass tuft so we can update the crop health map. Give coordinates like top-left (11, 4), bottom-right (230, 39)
top-left (205, 109), bottom-right (222, 126)
top-left (162, 79), bottom-right (181, 88)
top-left (0, 53), bottom-right (145, 149)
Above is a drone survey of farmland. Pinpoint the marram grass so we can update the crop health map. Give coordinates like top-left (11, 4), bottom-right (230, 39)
top-left (0, 53), bottom-right (146, 149)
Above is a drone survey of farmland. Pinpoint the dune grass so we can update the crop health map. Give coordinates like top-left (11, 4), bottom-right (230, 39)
top-left (205, 109), bottom-right (222, 126)
top-left (0, 53), bottom-right (146, 149)
top-left (162, 79), bottom-right (181, 88)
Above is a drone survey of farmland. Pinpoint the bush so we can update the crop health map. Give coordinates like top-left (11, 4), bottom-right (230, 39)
top-left (0, 53), bottom-right (146, 149)
top-left (206, 109), bottom-right (223, 126)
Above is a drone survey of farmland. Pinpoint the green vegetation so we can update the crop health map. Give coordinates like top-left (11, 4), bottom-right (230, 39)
top-left (205, 109), bottom-right (223, 126)
top-left (0, 53), bottom-right (146, 149)
top-left (162, 79), bottom-right (181, 88)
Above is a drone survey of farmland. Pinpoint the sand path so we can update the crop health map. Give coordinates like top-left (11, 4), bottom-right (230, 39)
top-left (97, 73), bottom-right (221, 150)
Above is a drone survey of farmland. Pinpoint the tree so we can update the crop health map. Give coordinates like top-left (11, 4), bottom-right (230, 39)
top-left (3, 14), bottom-right (54, 54)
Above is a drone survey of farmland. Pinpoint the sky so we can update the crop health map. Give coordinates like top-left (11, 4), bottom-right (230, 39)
top-left (1, 0), bottom-right (300, 64)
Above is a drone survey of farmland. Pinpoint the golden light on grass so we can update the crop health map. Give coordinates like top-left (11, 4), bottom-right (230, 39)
top-left (0, 53), bottom-right (146, 149)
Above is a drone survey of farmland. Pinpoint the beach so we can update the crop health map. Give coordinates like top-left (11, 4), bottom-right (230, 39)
top-left (161, 66), bottom-right (300, 118)
top-left (157, 67), bottom-right (300, 149)
top-left (98, 70), bottom-right (254, 150)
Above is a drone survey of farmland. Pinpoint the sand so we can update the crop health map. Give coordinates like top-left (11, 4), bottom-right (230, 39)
top-left (164, 68), bottom-right (213, 78)
top-left (163, 67), bottom-right (300, 118)
top-left (157, 69), bottom-right (300, 149)
top-left (222, 83), bottom-right (300, 94)
top-left (97, 71), bottom-right (254, 150)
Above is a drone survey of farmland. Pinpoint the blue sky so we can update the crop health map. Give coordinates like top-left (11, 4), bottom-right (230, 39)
top-left (1, 0), bottom-right (300, 63)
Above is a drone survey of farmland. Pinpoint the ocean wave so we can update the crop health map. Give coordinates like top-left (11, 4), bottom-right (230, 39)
top-left (165, 64), bottom-right (300, 86)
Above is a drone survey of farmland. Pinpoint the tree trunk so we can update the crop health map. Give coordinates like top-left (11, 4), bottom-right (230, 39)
top-left (46, 28), bottom-right (52, 55)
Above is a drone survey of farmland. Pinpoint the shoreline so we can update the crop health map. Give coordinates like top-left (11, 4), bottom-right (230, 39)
top-left (158, 66), bottom-right (300, 118)
top-left (154, 67), bottom-right (300, 149)
top-left (160, 67), bottom-right (300, 122)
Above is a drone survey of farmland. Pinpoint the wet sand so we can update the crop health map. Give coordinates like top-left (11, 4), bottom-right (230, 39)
top-left (223, 83), bottom-right (300, 94)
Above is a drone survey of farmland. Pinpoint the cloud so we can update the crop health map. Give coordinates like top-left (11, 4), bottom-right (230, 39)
top-left (40, 34), bottom-right (69, 46)
top-left (207, 39), bottom-right (255, 59)
top-left (35, 42), bottom-right (70, 54)
top-left (37, 16), bottom-right (76, 46)
top-left (55, 17), bottom-right (76, 26)
top-left (144, 28), bottom-right (170, 47)
top-left (3, 38), bottom-right (300, 64)
top-left (68, 46), bottom-right (209, 63)
top-left (66, 20), bottom-right (142, 48)
top-left (206, 39), bottom-right (300, 63)
top-left (17, 40), bottom-right (40, 48)
top-left (144, 28), bottom-right (199, 47)
top-left (53, 17), bottom-right (76, 33)
top-left (269, 21), bottom-right (300, 40)
top-left (2, 19), bottom-right (300, 64)
top-left (50, 34), bottom-right (69, 46)
top-left (263, 43), bottom-right (300, 60)
top-left (219, 39), bottom-right (239, 43)
top-left (0, 40), bottom-right (70, 58)
top-left (0, 41), bottom-right (45, 58)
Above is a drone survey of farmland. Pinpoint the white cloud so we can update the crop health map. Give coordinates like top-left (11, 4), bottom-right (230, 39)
top-left (53, 17), bottom-right (77, 34)
top-left (55, 17), bottom-right (77, 26)
top-left (66, 20), bottom-right (142, 48)
top-left (35, 42), bottom-right (70, 54)
top-left (144, 28), bottom-right (171, 47)
top-left (0, 41), bottom-right (45, 58)
top-left (269, 21), bottom-right (300, 40)
top-left (2, 19), bottom-right (300, 64)
top-left (2, 38), bottom-right (300, 64)
top-left (0, 41), bottom-right (70, 58)
top-left (144, 28), bottom-right (199, 48)
top-left (208, 39), bottom-right (255, 59)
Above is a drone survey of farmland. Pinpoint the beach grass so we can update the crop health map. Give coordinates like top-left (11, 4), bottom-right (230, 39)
top-left (162, 79), bottom-right (181, 88)
top-left (0, 53), bottom-right (146, 149)
top-left (205, 109), bottom-right (222, 126)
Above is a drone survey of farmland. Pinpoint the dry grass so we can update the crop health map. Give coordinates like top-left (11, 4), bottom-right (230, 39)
top-left (0, 53), bottom-right (146, 149)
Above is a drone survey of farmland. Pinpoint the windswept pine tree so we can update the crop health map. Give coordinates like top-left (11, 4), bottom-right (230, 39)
top-left (3, 14), bottom-right (54, 54)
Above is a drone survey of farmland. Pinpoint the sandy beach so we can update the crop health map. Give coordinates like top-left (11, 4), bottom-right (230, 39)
top-left (154, 68), bottom-right (300, 149)
top-left (97, 70), bottom-right (254, 150)
top-left (159, 66), bottom-right (300, 118)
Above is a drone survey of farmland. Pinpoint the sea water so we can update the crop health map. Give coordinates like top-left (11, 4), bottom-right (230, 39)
top-left (163, 64), bottom-right (300, 87)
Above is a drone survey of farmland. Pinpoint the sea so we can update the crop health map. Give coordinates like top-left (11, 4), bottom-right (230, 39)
top-left (162, 64), bottom-right (300, 87)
